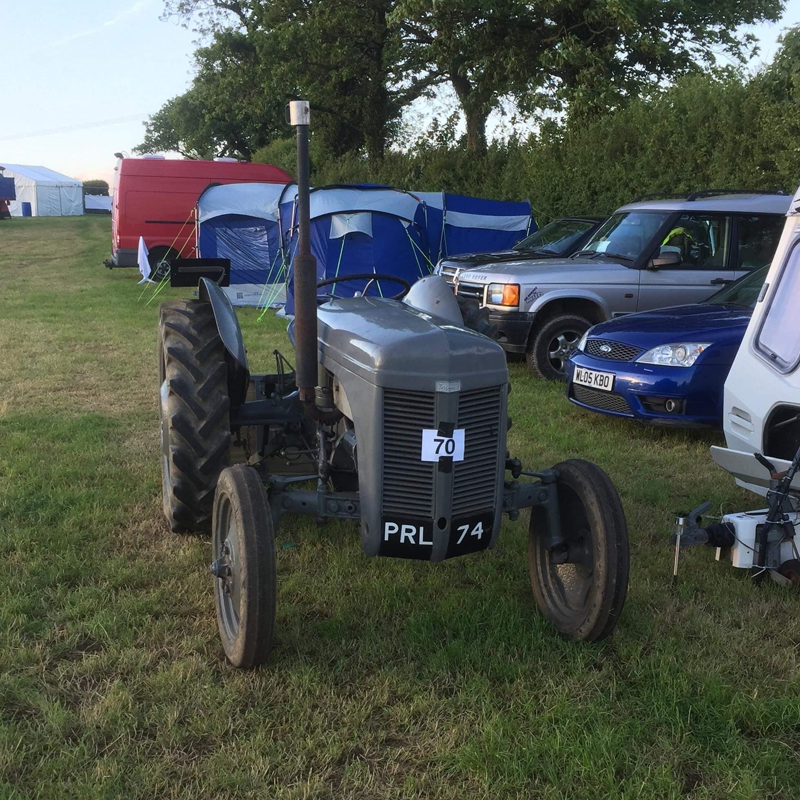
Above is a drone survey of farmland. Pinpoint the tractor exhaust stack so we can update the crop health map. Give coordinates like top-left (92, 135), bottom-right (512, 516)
top-left (287, 100), bottom-right (318, 406)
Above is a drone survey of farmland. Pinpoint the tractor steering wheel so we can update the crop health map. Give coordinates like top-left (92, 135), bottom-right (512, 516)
top-left (316, 273), bottom-right (411, 300)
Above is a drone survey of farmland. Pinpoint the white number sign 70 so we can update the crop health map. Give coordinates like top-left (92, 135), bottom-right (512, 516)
top-left (421, 429), bottom-right (465, 462)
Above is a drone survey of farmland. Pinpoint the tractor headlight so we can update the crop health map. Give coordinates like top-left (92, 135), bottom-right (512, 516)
top-left (636, 342), bottom-right (711, 367)
top-left (487, 283), bottom-right (520, 307)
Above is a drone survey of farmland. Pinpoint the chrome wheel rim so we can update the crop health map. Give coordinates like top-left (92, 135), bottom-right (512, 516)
top-left (547, 329), bottom-right (582, 373)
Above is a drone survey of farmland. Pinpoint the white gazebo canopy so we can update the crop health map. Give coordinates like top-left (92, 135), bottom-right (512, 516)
top-left (1, 163), bottom-right (83, 216)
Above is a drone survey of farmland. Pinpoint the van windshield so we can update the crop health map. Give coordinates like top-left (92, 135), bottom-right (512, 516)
top-left (577, 211), bottom-right (670, 261)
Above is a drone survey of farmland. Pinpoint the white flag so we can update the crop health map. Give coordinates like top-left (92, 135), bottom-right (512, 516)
top-left (137, 236), bottom-right (151, 283)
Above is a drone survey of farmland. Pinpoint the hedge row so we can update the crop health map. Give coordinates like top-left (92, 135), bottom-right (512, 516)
top-left (254, 74), bottom-right (800, 224)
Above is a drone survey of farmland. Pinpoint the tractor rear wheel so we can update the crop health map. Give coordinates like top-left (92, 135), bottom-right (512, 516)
top-left (212, 465), bottom-right (276, 668)
top-left (158, 300), bottom-right (231, 533)
top-left (528, 459), bottom-right (629, 641)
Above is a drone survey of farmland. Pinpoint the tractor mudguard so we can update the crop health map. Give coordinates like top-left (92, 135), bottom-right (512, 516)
top-left (198, 278), bottom-right (250, 408)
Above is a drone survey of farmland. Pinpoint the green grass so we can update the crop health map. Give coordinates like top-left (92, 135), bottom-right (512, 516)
top-left (1, 216), bottom-right (798, 799)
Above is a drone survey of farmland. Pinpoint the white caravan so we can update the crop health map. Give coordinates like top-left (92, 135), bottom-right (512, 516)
top-left (674, 186), bottom-right (800, 586)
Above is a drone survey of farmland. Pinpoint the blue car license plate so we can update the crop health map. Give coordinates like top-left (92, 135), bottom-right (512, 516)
top-left (574, 367), bottom-right (615, 392)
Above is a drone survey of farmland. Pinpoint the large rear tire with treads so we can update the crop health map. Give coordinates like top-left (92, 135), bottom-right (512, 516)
top-left (158, 300), bottom-right (231, 533)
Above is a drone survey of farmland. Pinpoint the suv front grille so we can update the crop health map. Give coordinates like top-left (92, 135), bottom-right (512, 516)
top-left (456, 282), bottom-right (485, 303)
top-left (382, 389), bottom-right (435, 517)
top-left (453, 386), bottom-right (503, 516)
top-left (571, 384), bottom-right (632, 415)
top-left (585, 338), bottom-right (643, 361)
top-left (439, 264), bottom-right (461, 283)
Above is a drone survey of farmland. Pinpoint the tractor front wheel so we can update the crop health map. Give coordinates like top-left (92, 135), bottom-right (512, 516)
top-left (528, 459), bottom-right (629, 641)
top-left (212, 465), bottom-right (276, 668)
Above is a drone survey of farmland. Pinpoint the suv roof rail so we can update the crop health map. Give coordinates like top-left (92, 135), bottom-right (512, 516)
top-left (631, 192), bottom-right (688, 202)
top-left (685, 188), bottom-right (789, 200)
top-left (632, 188), bottom-right (789, 203)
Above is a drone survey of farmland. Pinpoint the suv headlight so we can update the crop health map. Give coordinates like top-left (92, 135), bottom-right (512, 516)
top-left (636, 342), bottom-right (711, 367)
top-left (487, 283), bottom-right (520, 307)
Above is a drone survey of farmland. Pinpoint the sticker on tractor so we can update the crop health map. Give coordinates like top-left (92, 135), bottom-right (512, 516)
top-left (421, 429), bottom-right (465, 462)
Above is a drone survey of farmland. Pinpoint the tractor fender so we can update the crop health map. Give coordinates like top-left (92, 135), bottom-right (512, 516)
top-left (526, 288), bottom-right (610, 319)
top-left (199, 278), bottom-right (250, 408)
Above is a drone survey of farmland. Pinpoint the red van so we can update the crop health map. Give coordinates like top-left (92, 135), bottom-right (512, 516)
top-left (105, 156), bottom-right (292, 269)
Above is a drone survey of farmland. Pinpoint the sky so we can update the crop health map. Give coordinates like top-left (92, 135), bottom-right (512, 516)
top-left (2, 0), bottom-right (800, 186)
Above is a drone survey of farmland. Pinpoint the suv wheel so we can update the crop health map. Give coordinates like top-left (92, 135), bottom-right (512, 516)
top-left (526, 313), bottom-right (591, 381)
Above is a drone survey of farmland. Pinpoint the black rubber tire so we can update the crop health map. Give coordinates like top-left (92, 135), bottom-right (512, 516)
top-left (529, 459), bottom-right (629, 641)
top-left (158, 300), bottom-right (231, 533)
top-left (526, 312), bottom-right (591, 381)
top-left (212, 465), bottom-right (276, 668)
top-left (149, 246), bottom-right (178, 282)
top-left (778, 558), bottom-right (800, 588)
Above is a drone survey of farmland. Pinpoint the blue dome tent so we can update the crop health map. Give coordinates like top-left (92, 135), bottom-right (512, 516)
top-left (281, 186), bottom-right (430, 314)
top-left (415, 192), bottom-right (535, 264)
top-left (196, 182), bottom-right (290, 306)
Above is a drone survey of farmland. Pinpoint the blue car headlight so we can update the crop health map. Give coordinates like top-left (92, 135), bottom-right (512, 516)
top-left (636, 342), bottom-right (711, 367)
top-left (575, 327), bottom-right (594, 353)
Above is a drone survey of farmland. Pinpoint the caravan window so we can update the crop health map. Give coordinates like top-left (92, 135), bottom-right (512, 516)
top-left (756, 238), bottom-right (800, 373)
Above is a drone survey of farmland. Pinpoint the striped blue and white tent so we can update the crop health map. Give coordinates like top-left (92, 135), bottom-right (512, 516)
top-left (280, 185), bottom-right (430, 314)
top-left (415, 192), bottom-right (534, 265)
top-left (197, 182), bottom-right (291, 306)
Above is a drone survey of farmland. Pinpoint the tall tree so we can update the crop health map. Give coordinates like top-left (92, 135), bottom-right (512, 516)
top-left (155, 0), bottom-right (436, 160)
top-left (394, 0), bottom-right (785, 151)
top-left (147, 0), bottom-right (785, 158)
top-left (136, 30), bottom-right (286, 159)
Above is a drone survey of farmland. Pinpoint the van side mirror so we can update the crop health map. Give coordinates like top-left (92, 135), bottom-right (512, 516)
top-left (648, 250), bottom-right (682, 269)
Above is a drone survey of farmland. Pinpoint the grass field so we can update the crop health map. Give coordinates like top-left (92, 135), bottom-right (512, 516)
top-left (1, 216), bottom-right (798, 799)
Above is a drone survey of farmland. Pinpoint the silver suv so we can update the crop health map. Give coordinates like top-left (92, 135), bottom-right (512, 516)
top-left (455, 191), bottom-right (790, 380)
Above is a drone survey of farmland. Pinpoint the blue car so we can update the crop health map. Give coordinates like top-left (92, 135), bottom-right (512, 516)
top-left (565, 266), bottom-right (767, 428)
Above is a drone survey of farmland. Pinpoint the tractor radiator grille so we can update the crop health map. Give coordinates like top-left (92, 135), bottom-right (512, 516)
top-left (453, 386), bottom-right (503, 516)
top-left (382, 389), bottom-right (435, 517)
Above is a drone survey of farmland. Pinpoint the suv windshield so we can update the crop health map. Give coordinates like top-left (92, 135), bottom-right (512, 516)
top-left (513, 218), bottom-right (596, 255)
top-left (706, 265), bottom-right (768, 308)
top-left (579, 211), bottom-right (670, 260)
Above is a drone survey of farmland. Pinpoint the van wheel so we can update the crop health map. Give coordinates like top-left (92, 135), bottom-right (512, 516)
top-left (526, 313), bottom-right (591, 381)
top-left (149, 246), bottom-right (178, 282)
